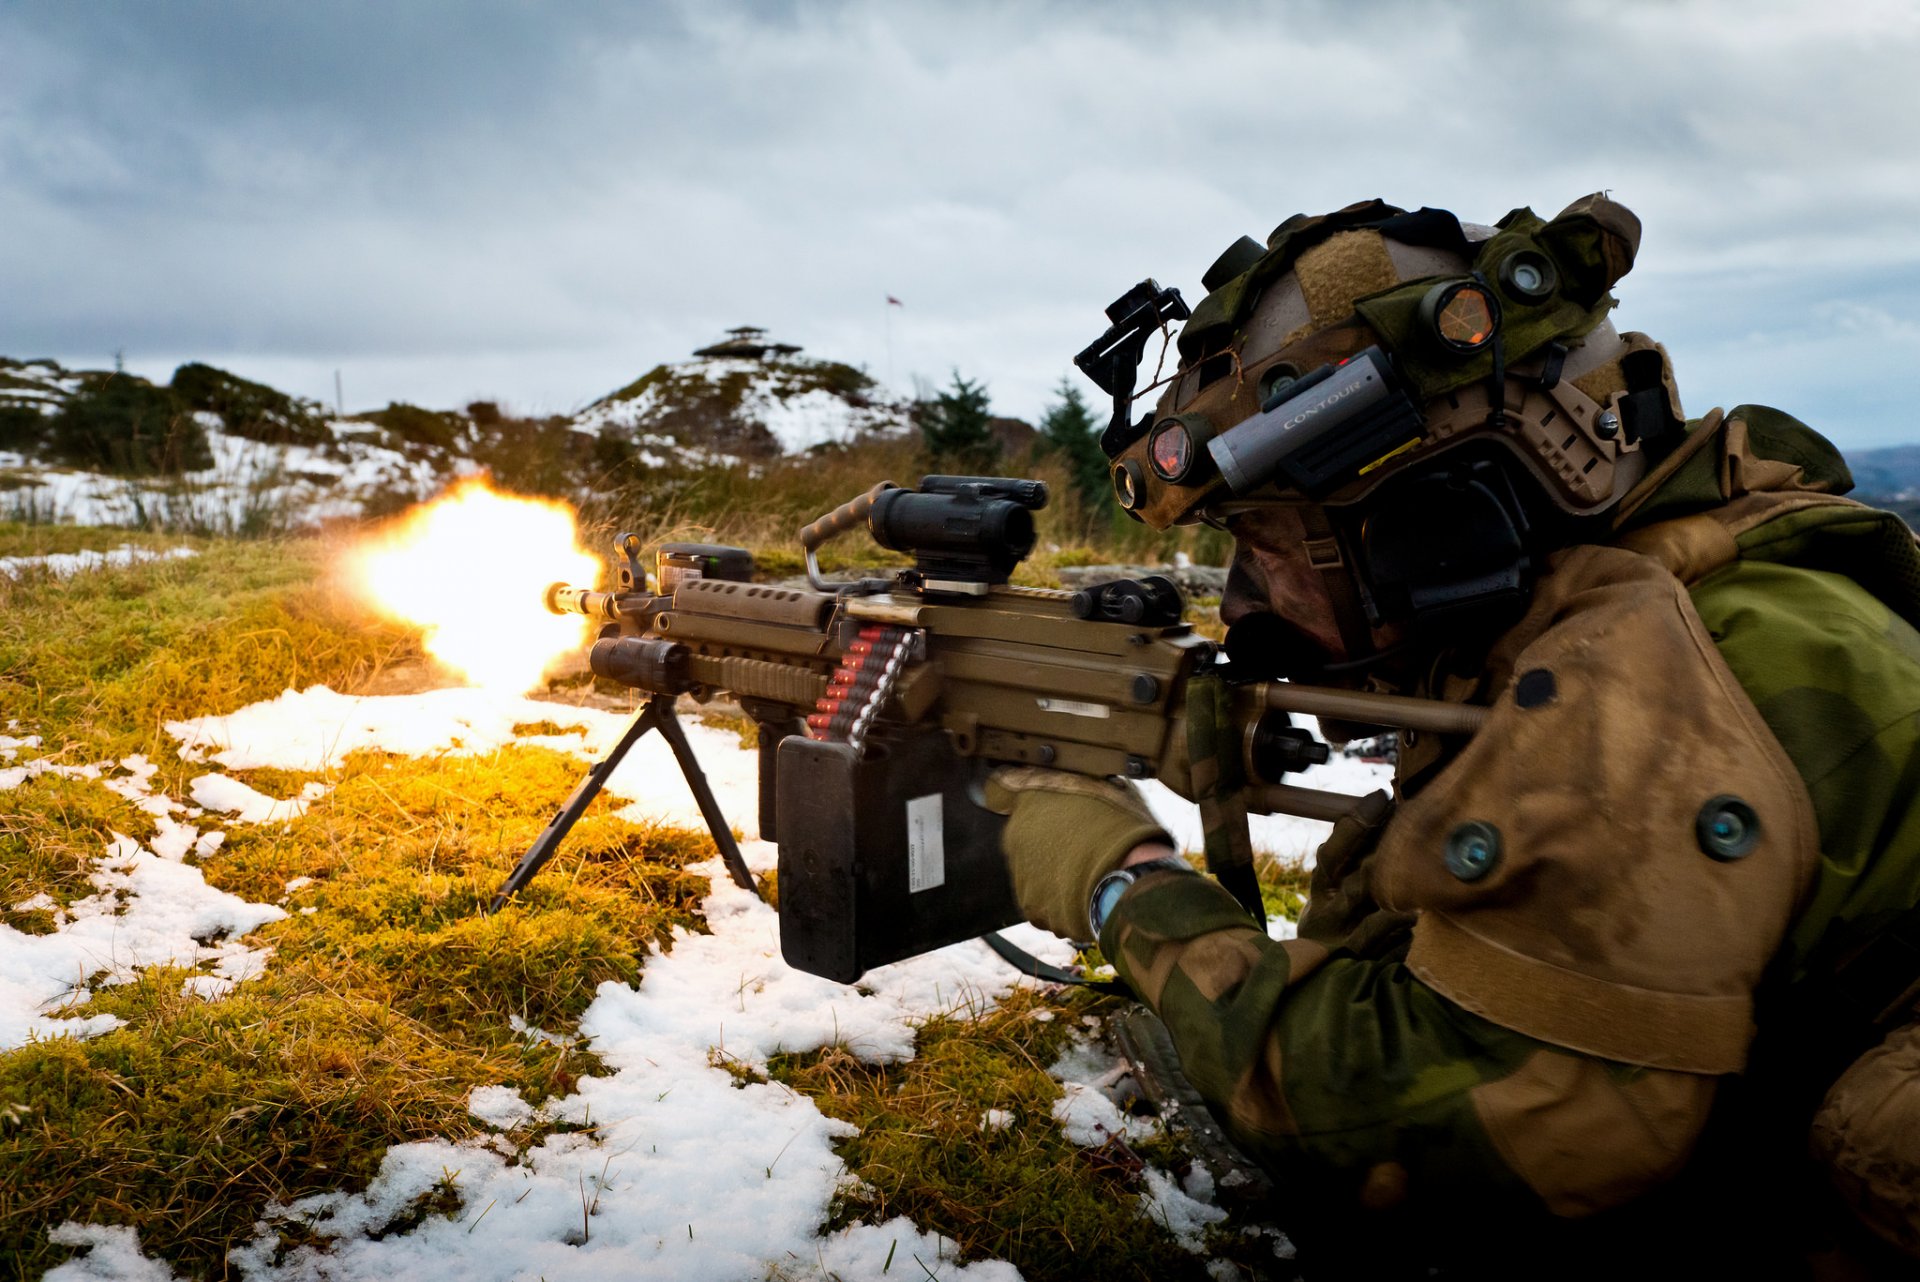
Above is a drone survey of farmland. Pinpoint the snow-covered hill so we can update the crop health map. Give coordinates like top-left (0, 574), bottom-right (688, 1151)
top-left (574, 344), bottom-right (910, 462)
top-left (0, 335), bottom-right (910, 530)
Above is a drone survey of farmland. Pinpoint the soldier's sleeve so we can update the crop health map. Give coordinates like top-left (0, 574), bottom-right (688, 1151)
top-left (1101, 870), bottom-right (1718, 1226)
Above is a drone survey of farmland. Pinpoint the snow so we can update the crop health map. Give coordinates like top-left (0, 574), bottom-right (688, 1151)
top-left (189, 773), bottom-right (329, 824)
top-left (45, 1224), bottom-right (180, 1282)
top-left (572, 355), bottom-right (911, 457)
top-left (0, 545), bottom-right (197, 578)
top-left (1048, 1040), bottom-right (1157, 1148)
top-left (0, 834), bottom-right (284, 1045)
top-left (0, 742), bottom-right (309, 1044)
top-left (165, 684), bottom-right (1391, 872)
top-left (1139, 1166), bottom-right (1229, 1253)
top-left (0, 422), bottom-right (445, 531)
top-left (466, 1084), bottom-right (536, 1130)
top-left (0, 733), bottom-right (41, 760)
top-left (36, 680), bottom-right (1393, 1278)
top-left (1139, 749), bottom-right (1392, 870)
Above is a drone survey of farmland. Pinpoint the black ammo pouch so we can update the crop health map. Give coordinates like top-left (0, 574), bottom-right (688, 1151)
top-left (774, 726), bottom-right (1021, 984)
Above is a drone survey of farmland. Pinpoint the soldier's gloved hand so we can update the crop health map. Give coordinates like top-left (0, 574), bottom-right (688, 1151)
top-left (984, 767), bottom-right (1174, 940)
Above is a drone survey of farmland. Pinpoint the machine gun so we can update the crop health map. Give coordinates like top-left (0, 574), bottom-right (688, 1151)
top-left (491, 475), bottom-right (1488, 984)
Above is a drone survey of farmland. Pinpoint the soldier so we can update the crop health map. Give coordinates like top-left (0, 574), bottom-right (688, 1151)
top-left (989, 197), bottom-right (1920, 1277)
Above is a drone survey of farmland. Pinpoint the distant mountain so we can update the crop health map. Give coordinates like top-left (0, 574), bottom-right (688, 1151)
top-left (0, 330), bottom-right (911, 530)
top-left (1845, 444), bottom-right (1920, 501)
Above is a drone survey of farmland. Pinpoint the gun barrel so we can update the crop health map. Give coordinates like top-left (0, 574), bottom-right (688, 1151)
top-left (546, 582), bottom-right (624, 622)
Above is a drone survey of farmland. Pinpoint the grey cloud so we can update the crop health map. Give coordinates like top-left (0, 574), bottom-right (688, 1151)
top-left (2, 0), bottom-right (1918, 446)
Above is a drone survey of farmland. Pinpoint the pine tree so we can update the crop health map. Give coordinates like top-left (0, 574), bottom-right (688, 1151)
top-left (1038, 379), bottom-right (1108, 509)
top-left (918, 370), bottom-right (997, 472)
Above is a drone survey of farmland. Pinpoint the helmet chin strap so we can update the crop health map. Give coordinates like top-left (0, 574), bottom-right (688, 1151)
top-left (1295, 502), bottom-right (1379, 663)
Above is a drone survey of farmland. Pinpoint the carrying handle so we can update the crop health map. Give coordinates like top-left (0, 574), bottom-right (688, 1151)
top-left (798, 480), bottom-right (899, 590)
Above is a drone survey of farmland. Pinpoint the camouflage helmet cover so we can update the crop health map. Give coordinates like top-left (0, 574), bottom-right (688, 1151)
top-left (1111, 195), bottom-right (1684, 531)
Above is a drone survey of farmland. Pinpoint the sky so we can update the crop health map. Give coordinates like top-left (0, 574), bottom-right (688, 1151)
top-left (4, 0), bottom-right (1920, 448)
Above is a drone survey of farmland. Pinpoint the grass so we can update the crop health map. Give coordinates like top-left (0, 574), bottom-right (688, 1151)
top-left (0, 524), bottom-right (196, 560)
top-left (0, 532), bottom-right (713, 1277)
top-left (768, 986), bottom-right (1281, 1281)
top-left (0, 521), bottom-right (1288, 1280)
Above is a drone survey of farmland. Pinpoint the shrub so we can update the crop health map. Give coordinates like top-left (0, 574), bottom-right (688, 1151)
top-left (0, 405), bottom-right (48, 454)
top-left (48, 373), bottom-right (212, 475)
top-left (171, 362), bottom-right (332, 447)
top-left (362, 402), bottom-right (469, 452)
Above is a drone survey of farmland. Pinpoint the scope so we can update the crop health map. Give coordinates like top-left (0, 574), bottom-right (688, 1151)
top-left (868, 476), bottom-right (1047, 595)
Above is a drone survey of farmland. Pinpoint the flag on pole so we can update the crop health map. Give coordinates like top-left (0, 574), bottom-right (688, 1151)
top-left (886, 295), bottom-right (904, 307)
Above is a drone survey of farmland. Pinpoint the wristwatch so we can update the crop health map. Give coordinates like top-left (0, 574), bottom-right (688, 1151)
top-left (1089, 856), bottom-right (1196, 941)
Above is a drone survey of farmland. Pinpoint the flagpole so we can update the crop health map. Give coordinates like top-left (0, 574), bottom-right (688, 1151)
top-left (885, 299), bottom-right (894, 391)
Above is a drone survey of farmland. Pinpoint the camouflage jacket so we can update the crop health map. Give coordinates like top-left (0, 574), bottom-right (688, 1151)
top-left (1102, 407), bottom-right (1920, 1273)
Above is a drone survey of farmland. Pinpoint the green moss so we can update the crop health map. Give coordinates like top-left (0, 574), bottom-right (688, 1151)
top-left (0, 772), bottom-right (152, 929)
top-left (1259, 858), bottom-right (1311, 924)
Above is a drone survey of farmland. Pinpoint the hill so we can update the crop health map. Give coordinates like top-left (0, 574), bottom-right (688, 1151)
top-left (575, 327), bottom-right (910, 462)
top-left (0, 331), bottom-right (913, 533)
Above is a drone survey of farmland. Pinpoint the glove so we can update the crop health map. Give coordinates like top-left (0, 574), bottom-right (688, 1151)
top-left (984, 766), bottom-right (1173, 940)
top-left (1295, 787), bottom-right (1416, 956)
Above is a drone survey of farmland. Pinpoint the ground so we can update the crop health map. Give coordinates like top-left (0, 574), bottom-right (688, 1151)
top-left (0, 525), bottom-right (1384, 1281)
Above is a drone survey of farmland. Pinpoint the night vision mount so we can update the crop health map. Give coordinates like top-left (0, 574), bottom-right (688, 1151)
top-left (1074, 279), bottom-right (1190, 458)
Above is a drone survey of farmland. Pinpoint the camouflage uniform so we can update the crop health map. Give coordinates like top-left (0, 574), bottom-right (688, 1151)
top-left (987, 195), bottom-right (1920, 1272)
top-left (1102, 406), bottom-right (1920, 1273)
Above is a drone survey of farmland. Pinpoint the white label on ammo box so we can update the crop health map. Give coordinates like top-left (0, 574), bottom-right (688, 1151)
top-left (907, 792), bottom-right (946, 893)
top-left (1036, 697), bottom-right (1110, 719)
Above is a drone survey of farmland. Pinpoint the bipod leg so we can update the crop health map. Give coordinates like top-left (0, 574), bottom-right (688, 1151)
top-left (488, 699), bottom-right (661, 912)
top-left (651, 699), bottom-right (757, 893)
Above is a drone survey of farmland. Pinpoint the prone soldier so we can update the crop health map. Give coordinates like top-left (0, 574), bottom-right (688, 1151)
top-left (993, 195), bottom-right (1920, 1277)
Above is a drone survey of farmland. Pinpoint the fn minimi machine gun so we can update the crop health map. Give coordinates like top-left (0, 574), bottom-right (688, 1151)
top-left (492, 475), bottom-right (1488, 984)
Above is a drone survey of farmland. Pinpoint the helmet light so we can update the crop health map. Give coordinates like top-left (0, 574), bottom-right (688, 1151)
top-left (1420, 280), bottom-right (1501, 354)
top-left (1498, 250), bottom-right (1559, 302)
top-left (1148, 419), bottom-right (1195, 481)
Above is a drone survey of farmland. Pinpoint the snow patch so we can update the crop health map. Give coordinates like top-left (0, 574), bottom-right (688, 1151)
top-left (0, 835), bottom-right (285, 1047)
top-left (189, 774), bottom-right (329, 825)
top-left (44, 1223), bottom-right (181, 1281)
top-left (1139, 1166), bottom-right (1229, 1253)
top-left (467, 1085), bottom-right (535, 1130)
top-left (0, 546), bottom-right (196, 579)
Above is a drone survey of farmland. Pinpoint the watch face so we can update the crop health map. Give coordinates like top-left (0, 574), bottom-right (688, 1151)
top-left (1089, 871), bottom-right (1134, 940)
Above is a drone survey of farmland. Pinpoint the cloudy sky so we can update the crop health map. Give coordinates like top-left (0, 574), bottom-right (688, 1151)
top-left (4, 0), bottom-right (1919, 448)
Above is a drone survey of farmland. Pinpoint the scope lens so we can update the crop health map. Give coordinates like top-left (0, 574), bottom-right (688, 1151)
top-left (1148, 420), bottom-right (1194, 481)
top-left (1425, 281), bottom-right (1499, 353)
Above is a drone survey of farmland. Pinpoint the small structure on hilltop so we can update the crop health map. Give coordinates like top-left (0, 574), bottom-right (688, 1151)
top-left (693, 327), bottom-right (802, 361)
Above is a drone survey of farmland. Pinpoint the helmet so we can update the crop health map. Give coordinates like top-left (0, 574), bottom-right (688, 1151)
top-left (1080, 195), bottom-right (1685, 670)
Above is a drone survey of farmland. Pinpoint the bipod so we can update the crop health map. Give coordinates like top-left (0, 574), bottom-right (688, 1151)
top-left (488, 694), bottom-right (757, 913)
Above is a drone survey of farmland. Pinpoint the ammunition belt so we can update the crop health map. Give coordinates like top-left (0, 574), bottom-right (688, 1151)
top-left (807, 624), bottom-right (914, 751)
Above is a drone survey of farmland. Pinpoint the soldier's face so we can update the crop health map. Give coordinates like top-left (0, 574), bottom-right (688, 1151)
top-left (1220, 506), bottom-right (1348, 665)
